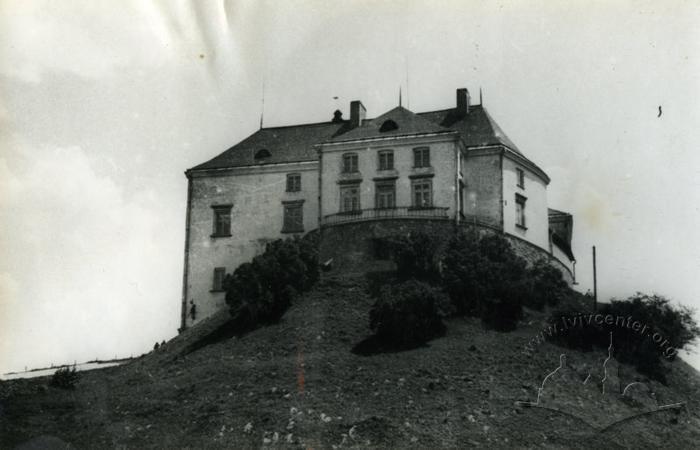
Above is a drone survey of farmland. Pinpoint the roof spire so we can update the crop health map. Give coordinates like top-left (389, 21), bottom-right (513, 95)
top-left (399, 86), bottom-right (402, 107)
top-left (479, 87), bottom-right (483, 105)
top-left (259, 78), bottom-right (266, 129)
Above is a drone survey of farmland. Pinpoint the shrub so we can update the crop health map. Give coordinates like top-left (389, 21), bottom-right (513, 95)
top-left (524, 259), bottom-right (572, 311)
top-left (548, 293), bottom-right (700, 383)
top-left (385, 232), bottom-right (441, 283)
top-left (225, 235), bottom-right (319, 331)
top-left (50, 365), bottom-right (80, 390)
top-left (442, 232), bottom-right (527, 330)
top-left (369, 280), bottom-right (450, 348)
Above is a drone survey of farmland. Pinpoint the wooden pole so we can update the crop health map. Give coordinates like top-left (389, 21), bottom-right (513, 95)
top-left (592, 245), bottom-right (598, 311)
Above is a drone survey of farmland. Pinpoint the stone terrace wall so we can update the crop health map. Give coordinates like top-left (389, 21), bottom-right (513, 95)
top-left (318, 219), bottom-right (574, 284)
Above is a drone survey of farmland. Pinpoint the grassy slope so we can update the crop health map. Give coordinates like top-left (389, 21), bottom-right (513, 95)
top-left (2, 270), bottom-right (700, 449)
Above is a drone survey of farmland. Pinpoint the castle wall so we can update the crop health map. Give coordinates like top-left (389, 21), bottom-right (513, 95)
top-left (551, 241), bottom-right (575, 279)
top-left (502, 155), bottom-right (550, 250)
top-left (320, 135), bottom-right (460, 219)
top-left (183, 162), bottom-right (319, 327)
top-left (462, 150), bottom-right (503, 228)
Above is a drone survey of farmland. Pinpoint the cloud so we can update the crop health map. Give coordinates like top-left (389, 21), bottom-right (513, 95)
top-left (0, 139), bottom-right (181, 373)
top-left (0, 1), bottom-right (176, 83)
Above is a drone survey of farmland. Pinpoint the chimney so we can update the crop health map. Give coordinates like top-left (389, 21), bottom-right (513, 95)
top-left (350, 100), bottom-right (366, 128)
top-left (456, 88), bottom-right (470, 115)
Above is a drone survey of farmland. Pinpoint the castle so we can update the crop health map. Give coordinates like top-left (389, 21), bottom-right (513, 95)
top-left (180, 88), bottom-right (575, 330)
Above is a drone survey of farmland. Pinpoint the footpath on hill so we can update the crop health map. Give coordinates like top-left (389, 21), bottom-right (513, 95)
top-left (2, 270), bottom-right (700, 448)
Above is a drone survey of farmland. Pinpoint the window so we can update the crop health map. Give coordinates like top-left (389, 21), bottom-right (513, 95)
top-left (211, 205), bottom-right (232, 237)
top-left (342, 153), bottom-right (359, 173)
top-left (379, 119), bottom-right (399, 132)
top-left (282, 202), bottom-right (304, 233)
top-left (516, 168), bottom-right (525, 188)
top-left (412, 179), bottom-right (432, 208)
top-left (378, 150), bottom-right (394, 170)
top-left (516, 194), bottom-right (527, 229)
top-left (286, 173), bottom-right (301, 192)
top-left (375, 182), bottom-right (396, 209)
top-left (212, 267), bottom-right (226, 291)
top-left (340, 185), bottom-right (361, 212)
top-left (254, 149), bottom-right (271, 160)
top-left (413, 147), bottom-right (430, 168)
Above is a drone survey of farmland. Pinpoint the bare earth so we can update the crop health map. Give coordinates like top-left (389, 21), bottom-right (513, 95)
top-left (3, 271), bottom-right (700, 448)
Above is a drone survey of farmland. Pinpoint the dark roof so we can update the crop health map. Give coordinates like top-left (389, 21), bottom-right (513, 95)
top-left (329, 106), bottom-right (453, 143)
top-left (190, 121), bottom-right (349, 171)
top-left (190, 104), bottom-right (530, 171)
top-left (417, 105), bottom-right (522, 155)
top-left (548, 208), bottom-right (572, 218)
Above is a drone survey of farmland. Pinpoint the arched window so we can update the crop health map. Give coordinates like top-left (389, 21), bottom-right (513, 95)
top-left (254, 148), bottom-right (271, 160)
top-left (379, 119), bottom-right (399, 132)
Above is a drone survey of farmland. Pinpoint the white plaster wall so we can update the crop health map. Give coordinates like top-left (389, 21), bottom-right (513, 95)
top-left (184, 163), bottom-right (318, 326)
top-left (502, 156), bottom-right (549, 250)
top-left (462, 151), bottom-right (503, 228)
top-left (320, 137), bottom-right (459, 218)
top-left (552, 242), bottom-right (575, 276)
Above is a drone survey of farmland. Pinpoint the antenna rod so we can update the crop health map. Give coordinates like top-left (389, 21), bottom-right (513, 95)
top-left (259, 79), bottom-right (265, 129)
top-left (399, 86), bottom-right (402, 107)
top-left (405, 56), bottom-right (410, 109)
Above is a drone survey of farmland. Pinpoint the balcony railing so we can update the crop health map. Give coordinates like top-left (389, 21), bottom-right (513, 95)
top-left (322, 206), bottom-right (450, 226)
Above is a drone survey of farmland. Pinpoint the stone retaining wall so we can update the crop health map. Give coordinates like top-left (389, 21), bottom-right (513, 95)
top-left (319, 219), bottom-right (574, 284)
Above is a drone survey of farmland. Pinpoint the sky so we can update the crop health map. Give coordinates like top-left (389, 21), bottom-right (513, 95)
top-left (1, 0), bottom-right (699, 374)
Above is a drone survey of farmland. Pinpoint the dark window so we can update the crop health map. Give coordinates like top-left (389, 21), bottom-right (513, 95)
top-left (212, 267), bottom-right (226, 291)
top-left (379, 119), bottom-right (399, 132)
top-left (254, 149), bottom-right (271, 160)
top-left (516, 194), bottom-right (527, 228)
top-left (375, 182), bottom-right (396, 209)
top-left (286, 173), bottom-right (301, 192)
top-left (516, 168), bottom-right (525, 188)
top-left (283, 203), bottom-right (304, 233)
top-left (340, 185), bottom-right (361, 212)
top-left (412, 179), bottom-right (432, 207)
top-left (413, 147), bottom-right (430, 168)
top-left (378, 150), bottom-right (394, 170)
top-left (342, 153), bottom-right (359, 173)
top-left (212, 205), bottom-right (232, 237)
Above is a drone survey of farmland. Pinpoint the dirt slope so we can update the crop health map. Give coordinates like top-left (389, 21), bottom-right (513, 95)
top-left (2, 270), bottom-right (700, 448)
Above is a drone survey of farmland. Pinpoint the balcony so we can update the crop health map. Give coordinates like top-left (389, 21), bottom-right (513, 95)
top-left (322, 206), bottom-right (450, 227)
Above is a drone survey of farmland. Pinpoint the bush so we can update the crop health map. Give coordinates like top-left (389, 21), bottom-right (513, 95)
top-left (442, 232), bottom-right (527, 330)
top-left (524, 259), bottom-right (572, 311)
top-left (225, 235), bottom-right (319, 331)
top-left (369, 280), bottom-right (451, 348)
top-left (50, 365), bottom-right (80, 390)
top-left (548, 293), bottom-right (700, 383)
top-left (384, 232), bottom-right (441, 283)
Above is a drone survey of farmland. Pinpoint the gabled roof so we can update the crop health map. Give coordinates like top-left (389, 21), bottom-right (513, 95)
top-left (190, 121), bottom-right (349, 171)
top-left (418, 105), bottom-right (522, 155)
top-left (328, 106), bottom-right (454, 143)
top-left (189, 103), bottom-right (533, 171)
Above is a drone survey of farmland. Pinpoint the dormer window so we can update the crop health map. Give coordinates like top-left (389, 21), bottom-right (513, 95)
top-left (379, 119), bottom-right (398, 132)
top-left (254, 149), bottom-right (271, 160)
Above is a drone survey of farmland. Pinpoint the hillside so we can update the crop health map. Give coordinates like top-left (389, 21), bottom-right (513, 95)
top-left (2, 269), bottom-right (700, 448)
